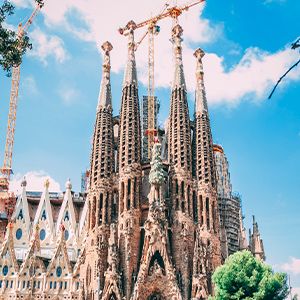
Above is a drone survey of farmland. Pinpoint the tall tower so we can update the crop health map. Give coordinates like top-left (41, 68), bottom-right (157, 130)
top-left (83, 41), bottom-right (115, 298)
top-left (168, 24), bottom-right (194, 299)
top-left (117, 20), bottom-right (142, 298)
top-left (192, 48), bottom-right (221, 295)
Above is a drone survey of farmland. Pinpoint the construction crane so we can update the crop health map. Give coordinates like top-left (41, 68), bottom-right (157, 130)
top-left (0, 1), bottom-right (44, 190)
top-left (119, 0), bottom-right (205, 159)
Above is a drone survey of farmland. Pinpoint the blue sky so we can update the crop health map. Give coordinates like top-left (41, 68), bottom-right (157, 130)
top-left (1, 0), bottom-right (300, 295)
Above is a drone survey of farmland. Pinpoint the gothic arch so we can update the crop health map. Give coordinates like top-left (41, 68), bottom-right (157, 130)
top-left (148, 251), bottom-right (165, 276)
top-left (109, 292), bottom-right (117, 300)
top-left (147, 293), bottom-right (165, 300)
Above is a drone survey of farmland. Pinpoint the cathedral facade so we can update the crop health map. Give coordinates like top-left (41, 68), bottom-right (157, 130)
top-left (80, 22), bottom-right (221, 300)
top-left (0, 21), bottom-right (264, 300)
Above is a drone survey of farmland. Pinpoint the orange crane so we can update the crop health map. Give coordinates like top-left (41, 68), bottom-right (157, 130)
top-left (119, 0), bottom-right (205, 159)
top-left (0, 1), bottom-right (44, 190)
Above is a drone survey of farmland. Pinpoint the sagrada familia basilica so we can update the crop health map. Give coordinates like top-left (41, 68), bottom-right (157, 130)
top-left (0, 20), bottom-right (265, 300)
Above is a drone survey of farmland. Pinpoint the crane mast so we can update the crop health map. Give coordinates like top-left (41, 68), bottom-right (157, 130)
top-left (0, 2), bottom-right (43, 186)
top-left (119, 0), bottom-right (205, 160)
top-left (0, 2), bottom-right (43, 238)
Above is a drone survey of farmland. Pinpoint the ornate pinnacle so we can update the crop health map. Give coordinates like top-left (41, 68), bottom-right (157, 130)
top-left (171, 24), bottom-right (186, 89)
top-left (194, 48), bottom-right (205, 80)
top-left (44, 178), bottom-right (50, 189)
top-left (194, 48), bottom-right (208, 113)
top-left (101, 41), bottom-right (113, 74)
top-left (123, 21), bottom-right (137, 87)
top-left (98, 41), bottom-right (113, 110)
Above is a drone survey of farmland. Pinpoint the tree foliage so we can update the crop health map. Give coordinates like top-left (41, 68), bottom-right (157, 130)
top-left (211, 250), bottom-right (289, 300)
top-left (0, 0), bottom-right (43, 76)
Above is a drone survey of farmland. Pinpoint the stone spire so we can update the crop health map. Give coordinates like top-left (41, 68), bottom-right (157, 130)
top-left (172, 24), bottom-right (186, 90)
top-left (123, 20), bottom-right (138, 87)
top-left (249, 215), bottom-right (265, 261)
top-left (90, 41), bottom-right (115, 194)
top-left (192, 48), bottom-right (221, 293)
top-left (118, 20), bottom-right (141, 171)
top-left (117, 20), bottom-right (142, 298)
top-left (193, 48), bottom-right (216, 189)
top-left (83, 41), bottom-right (116, 298)
top-left (194, 48), bottom-right (208, 114)
top-left (168, 23), bottom-right (192, 173)
top-left (97, 41), bottom-right (113, 110)
top-left (167, 23), bottom-right (194, 300)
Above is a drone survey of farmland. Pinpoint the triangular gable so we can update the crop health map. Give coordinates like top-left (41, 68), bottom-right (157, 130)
top-left (47, 227), bottom-right (72, 276)
top-left (19, 226), bottom-right (46, 275)
top-left (33, 179), bottom-right (54, 234)
top-left (11, 180), bottom-right (31, 233)
top-left (56, 180), bottom-right (77, 240)
top-left (0, 223), bottom-right (19, 274)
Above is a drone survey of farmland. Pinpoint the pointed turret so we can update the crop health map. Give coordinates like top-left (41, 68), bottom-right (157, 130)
top-left (123, 20), bottom-right (138, 87)
top-left (118, 20), bottom-right (141, 171)
top-left (84, 41), bottom-right (116, 298)
top-left (192, 48), bottom-right (221, 293)
top-left (194, 48), bottom-right (216, 189)
top-left (98, 41), bottom-right (113, 110)
top-left (249, 216), bottom-right (265, 261)
top-left (168, 23), bottom-right (194, 299)
top-left (118, 21), bottom-right (142, 298)
top-left (168, 24), bottom-right (192, 173)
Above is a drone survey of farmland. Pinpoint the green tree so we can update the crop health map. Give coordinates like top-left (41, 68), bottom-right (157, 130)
top-left (211, 250), bottom-right (289, 300)
top-left (0, 0), bottom-right (43, 75)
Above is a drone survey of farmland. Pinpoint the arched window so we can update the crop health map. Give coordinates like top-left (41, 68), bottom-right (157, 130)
top-left (64, 211), bottom-right (69, 221)
top-left (41, 209), bottom-right (47, 220)
top-left (18, 209), bottom-right (23, 220)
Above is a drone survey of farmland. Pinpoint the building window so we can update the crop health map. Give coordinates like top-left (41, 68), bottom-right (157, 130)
top-left (64, 211), bottom-right (70, 221)
top-left (17, 209), bottom-right (24, 220)
top-left (2, 266), bottom-right (8, 276)
top-left (16, 228), bottom-right (23, 240)
top-left (56, 266), bottom-right (62, 278)
top-left (64, 230), bottom-right (69, 241)
top-left (41, 209), bottom-right (47, 220)
top-left (39, 229), bottom-right (46, 241)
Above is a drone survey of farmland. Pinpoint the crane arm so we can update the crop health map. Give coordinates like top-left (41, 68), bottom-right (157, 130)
top-left (19, 2), bottom-right (44, 38)
top-left (119, 0), bottom-right (205, 34)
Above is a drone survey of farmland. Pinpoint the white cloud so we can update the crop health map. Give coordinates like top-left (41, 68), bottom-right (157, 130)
top-left (59, 86), bottom-right (80, 105)
top-left (281, 257), bottom-right (300, 275)
top-left (202, 46), bottom-right (300, 105)
top-left (10, 170), bottom-right (61, 194)
top-left (40, 0), bottom-right (220, 74)
top-left (28, 28), bottom-right (69, 64)
top-left (13, 0), bottom-right (300, 104)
